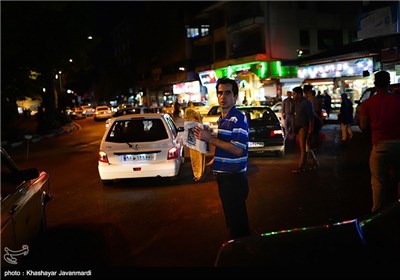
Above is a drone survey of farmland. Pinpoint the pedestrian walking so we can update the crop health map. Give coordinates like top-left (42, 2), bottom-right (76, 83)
top-left (193, 77), bottom-right (251, 239)
top-left (323, 91), bottom-right (332, 118)
top-left (360, 70), bottom-right (400, 212)
top-left (339, 93), bottom-right (353, 142)
top-left (282, 91), bottom-right (295, 140)
top-left (291, 86), bottom-right (315, 174)
top-left (303, 85), bottom-right (320, 168)
top-left (173, 99), bottom-right (181, 118)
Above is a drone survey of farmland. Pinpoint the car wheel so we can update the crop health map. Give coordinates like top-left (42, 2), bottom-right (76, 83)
top-left (102, 179), bottom-right (114, 186)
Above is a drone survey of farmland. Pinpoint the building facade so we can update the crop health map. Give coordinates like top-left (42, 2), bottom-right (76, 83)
top-left (109, 1), bottom-right (399, 109)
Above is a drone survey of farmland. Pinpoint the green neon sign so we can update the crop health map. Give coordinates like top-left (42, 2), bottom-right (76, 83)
top-left (214, 61), bottom-right (298, 79)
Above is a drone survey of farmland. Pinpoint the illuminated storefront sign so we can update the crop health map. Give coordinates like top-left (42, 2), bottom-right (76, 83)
top-left (199, 70), bottom-right (218, 85)
top-left (173, 80), bottom-right (200, 94)
top-left (214, 61), bottom-right (297, 79)
top-left (297, 57), bottom-right (374, 79)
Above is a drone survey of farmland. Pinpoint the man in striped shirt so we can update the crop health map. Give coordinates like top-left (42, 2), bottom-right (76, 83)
top-left (194, 77), bottom-right (251, 239)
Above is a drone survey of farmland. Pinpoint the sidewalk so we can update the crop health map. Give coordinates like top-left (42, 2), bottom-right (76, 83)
top-left (1, 118), bottom-right (79, 149)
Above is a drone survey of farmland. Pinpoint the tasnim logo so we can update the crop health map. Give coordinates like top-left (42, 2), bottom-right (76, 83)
top-left (3, 245), bottom-right (29, 265)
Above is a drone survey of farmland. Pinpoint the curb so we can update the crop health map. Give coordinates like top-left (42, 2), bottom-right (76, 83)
top-left (2, 123), bottom-right (79, 149)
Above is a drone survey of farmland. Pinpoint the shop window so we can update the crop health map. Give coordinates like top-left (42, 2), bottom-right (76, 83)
top-left (200, 25), bottom-right (210, 37)
top-left (186, 27), bottom-right (200, 38)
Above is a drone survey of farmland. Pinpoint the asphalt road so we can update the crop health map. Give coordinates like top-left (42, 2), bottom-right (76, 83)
top-left (4, 116), bottom-right (376, 279)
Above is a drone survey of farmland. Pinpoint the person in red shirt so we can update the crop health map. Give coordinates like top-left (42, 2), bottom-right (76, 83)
top-left (360, 71), bottom-right (400, 212)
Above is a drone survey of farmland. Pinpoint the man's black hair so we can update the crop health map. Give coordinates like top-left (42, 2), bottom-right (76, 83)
top-left (292, 86), bottom-right (303, 95)
top-left (216, 77), bottom-right (239, 96)
top-left (374, 71), bottom-right (390, 88)
top-left (303, 84), bottom-right (313, 92)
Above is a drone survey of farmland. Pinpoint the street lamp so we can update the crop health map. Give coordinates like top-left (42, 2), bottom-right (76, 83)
top-left (58, 71), bottom-right (62, 92)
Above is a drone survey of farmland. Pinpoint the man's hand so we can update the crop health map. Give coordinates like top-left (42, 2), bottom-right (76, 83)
top-left (193, 126), bottom-right (214, 143)
top-left (194, 125), bottom-right (244, 157)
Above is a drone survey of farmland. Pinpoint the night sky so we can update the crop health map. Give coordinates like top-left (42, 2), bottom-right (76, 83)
top-left (1, 1), bottom-right (214, 68)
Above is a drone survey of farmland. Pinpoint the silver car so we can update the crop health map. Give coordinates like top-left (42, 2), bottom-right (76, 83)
top-left (1, 148), bottom-right (52, 267)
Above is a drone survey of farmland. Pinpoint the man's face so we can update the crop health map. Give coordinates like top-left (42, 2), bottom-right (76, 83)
top-left (293, 91), bottom-right (301, 101)
top-left (217, 83), bottom-right (237, 110)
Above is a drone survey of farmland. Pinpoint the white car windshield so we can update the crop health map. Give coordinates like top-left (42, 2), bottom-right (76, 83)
top-left (106, 119), bottom-right (168, 142)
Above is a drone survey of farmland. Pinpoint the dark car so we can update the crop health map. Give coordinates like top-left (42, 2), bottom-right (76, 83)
top-left (203, 105), bottom-right (285, 157)
top-left (1, 147), bottom-right (52, 267)
top-left (237, 106), bottom-right (285, 157)
top-left (215, 199), bottom-right (400, 276)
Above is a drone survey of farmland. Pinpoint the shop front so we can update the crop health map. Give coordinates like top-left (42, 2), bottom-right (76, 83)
top-left (298, 57), bottom-right (375, 109)
top-left (198, 58), bottom-right (298, 106)
top-left (172, 80), bottom-right (202, 105)
top-left (279, 78), bottom-right (304, 101)
top-left (381, 46), bottom-right (400, 84)
top-left (199, 70), bottom-right (218, 106)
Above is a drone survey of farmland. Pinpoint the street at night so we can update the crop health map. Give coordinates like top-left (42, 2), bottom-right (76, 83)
top-left (2, 1), bottom-right (399, 279)
top-left (3, 116), bottom-right (384, 277)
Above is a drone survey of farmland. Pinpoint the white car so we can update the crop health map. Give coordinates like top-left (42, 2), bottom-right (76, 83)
top-left (94, 105), bottom-right (112, 121)
top-left (81, 105), bottom-right (95, 116)
top-left (98, 113), bottom-right (185, 185)
top-left (270, 102), bottom-right (283, 124)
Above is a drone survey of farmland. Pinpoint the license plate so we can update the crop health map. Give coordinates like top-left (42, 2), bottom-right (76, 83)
top-left (248, 142), bottom-right (264, 148)
top-left (120, 154), bottom-right (155, 161)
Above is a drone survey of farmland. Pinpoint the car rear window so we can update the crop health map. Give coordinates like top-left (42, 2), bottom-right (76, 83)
top-left (238, 107), bottom-right (278, 124)
top-left (106, 119), bottom-right (168, 142)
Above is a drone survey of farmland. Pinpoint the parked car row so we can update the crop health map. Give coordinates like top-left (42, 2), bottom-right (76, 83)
top-left (66, 106), bottom-right (86, 119)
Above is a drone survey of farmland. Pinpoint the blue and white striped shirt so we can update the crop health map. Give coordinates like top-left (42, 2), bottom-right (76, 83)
top-left (213, 106), bottom-right (248, 173)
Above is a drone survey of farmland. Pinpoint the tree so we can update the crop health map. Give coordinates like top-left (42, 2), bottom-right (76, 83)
top-left (2, 2), bottom-right (99, 133)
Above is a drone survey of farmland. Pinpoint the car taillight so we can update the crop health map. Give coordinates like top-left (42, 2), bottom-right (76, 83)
top-left (98, 150), bottom-right (109, 163)
top-left (270, 129), bottom-right (283, 137)
top-left (167, 146), bottom-right (179, 160)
